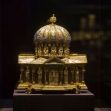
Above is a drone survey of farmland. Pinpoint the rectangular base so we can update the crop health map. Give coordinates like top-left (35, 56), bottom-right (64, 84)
top-left (13, 90), bottom-right (95, 111)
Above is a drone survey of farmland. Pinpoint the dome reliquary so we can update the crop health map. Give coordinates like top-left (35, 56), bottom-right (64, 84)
top-left (17, 14), bottom-right (88, 94)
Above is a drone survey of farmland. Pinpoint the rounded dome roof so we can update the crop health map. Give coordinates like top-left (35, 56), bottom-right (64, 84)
top-left (34, 14), bottom-right (71, 44)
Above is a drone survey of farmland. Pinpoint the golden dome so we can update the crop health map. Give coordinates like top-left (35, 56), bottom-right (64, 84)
top-left (34, 14), bottom-right (71, 57)
top-left (34, 14), bottom-right (71, 44)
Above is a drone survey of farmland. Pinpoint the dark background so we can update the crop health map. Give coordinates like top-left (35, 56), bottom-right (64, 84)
top-left (1, 0), bottom-right (111, 107)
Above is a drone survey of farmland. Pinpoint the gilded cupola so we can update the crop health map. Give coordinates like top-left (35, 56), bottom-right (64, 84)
top-left (34, 14), bottom-right (71, 58)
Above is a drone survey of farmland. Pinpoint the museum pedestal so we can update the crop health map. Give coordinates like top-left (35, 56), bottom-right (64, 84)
top-left (13, 90), bottom-right (95, 111)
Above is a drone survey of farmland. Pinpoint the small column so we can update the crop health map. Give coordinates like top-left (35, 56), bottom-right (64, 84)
top-left (19, 65), bottom-right (24, 83)
top-left (54, 70), bottom-right (59, 85)
top-left (75, 67), bottom-right (79, 84)
top-left (73, 66), bottom-right (76, 83)
top-left (44, 68), bottom-right (48, 84)
top-left (75, 67), bottom-right (80, 94)
top-left (81, 66), bottom-right (85, 84)
top-left (70, 68), bottom-right (74, 84)
top-left (52, 70), bottom-right (56, 85)
top-left (25, 65), bottom-right (30, 83)
top-left (59, 68), bottom-right (63, 85)
top-left (32, 67), bottom-right (35, 84)
top-left (48, 71), bottom-right (51, 85)
top-left (64, 67), bottom-right (68, 84)
top-left (37, 67), bottom-right (42, 84)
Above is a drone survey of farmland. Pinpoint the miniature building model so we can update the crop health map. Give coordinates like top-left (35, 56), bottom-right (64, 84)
top-left (17, 14), bottom-right (87, 93)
